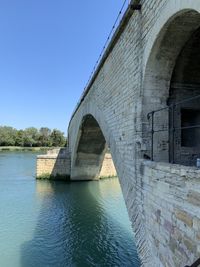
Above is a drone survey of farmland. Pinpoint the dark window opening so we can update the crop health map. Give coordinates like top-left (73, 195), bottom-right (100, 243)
top-left (181, 109), bottom-right (200, 147)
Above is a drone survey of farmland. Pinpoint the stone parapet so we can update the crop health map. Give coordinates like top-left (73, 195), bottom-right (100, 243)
top-left (138, 159), bottom-right (200, 266)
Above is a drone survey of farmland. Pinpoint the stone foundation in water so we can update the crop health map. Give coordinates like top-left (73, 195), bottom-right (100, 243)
top-left (36, 148), bottom-right (71, 180)
top-left (36, 148), bottom-right (117, 180)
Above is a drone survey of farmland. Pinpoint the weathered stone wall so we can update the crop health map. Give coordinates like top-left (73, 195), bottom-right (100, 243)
top-left (138, 160), bottom-right (200, 267)
top-left (36, 149), bottom-right (116, 179)
top-left (168, 26), bottom-right (200, 166)
top-left (99, 153), bottom-right (117, 178)
top-left (68, 1), bottom-right (200, 266)
top-left (36, 148), bottom-right (71, 179)
top-left (142, 1), bottom-right (200, 163)
top-left (68, 1), bottom-right (167, 264)
top-left (36, 156), bottom-right (71, 178)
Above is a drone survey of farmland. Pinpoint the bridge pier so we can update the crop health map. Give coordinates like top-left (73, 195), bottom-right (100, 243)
top-left (71, 115), bottom-right (108, 181)
top-left (71, 152), bottom-right (105, 180)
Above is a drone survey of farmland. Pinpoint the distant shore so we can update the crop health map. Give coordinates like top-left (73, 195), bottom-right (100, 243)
top-left (0, 146), bottom-right (55, 152)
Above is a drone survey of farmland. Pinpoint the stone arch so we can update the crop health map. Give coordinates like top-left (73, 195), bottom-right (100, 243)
top-left (142, 7), bottom-right (200, 163)
top-left (68, 103), bottom-right (122, 182)
top-left (70, 114), bottom-right (108, 180)
top-left (169, 25), bottom-right (200, 165)
top-left (68, 102), bottom-right (151, 265)
top-left (143, 0), bottom-right (200, 72)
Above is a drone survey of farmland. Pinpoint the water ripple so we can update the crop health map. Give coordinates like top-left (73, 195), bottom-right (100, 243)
top-left (0, 152), bottom-right (141, 267)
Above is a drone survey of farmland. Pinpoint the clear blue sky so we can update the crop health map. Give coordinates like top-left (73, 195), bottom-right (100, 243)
top-left (0, 0), bottom-right (127, 134)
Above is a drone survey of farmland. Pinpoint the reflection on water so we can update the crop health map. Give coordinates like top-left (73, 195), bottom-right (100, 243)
top-left (36, 180), bottom-right (55, 197)
top-left (0, 152), bottom-right (140, 267)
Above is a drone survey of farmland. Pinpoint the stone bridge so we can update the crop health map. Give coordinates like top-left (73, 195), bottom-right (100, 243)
top-left (68, 1), bottom-right (200, 266)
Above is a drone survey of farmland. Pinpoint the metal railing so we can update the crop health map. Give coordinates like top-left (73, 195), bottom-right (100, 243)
top-left (147, 94), bottom-right (200, 163)
top-left (69, 0), bottom-right (141, 128)
top-left (185, 257), bottom-right (200, 267)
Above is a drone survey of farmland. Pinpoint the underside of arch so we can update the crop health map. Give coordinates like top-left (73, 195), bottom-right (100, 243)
top-left (71, 115), bottom-right (108, 180)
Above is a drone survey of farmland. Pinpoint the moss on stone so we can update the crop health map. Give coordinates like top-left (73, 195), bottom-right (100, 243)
top-left (36, 173), bottom-right (70, 181)
top-left (99, 175), bottom-right (118, 180)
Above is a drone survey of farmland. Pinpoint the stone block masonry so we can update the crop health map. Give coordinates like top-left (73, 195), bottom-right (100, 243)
top-left (36, 149), bottom-right (116, 180)
top-left (138, 160), bottom-right (200, 266)
top-left (99, 153), bottom-right (117, 178)
top-left (67, 0), bottom-right (200, 265)
top-left (36, 148), bottom-right (71, 180)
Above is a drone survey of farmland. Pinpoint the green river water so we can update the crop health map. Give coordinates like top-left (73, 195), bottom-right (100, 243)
top-left (0, 151), bottom-right (140, 267)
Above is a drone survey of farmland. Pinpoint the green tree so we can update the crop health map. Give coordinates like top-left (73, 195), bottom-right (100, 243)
top-left (38, 127), bottom-right (51, 146)
top-left (23, 127), bottom-right (39, 147)
top-left (15, 130), bottom-right (24, 146)
top-left (50, 129), bottom-right (66, 147)
top-left (0, 126), bottom-right (17, 146)
top-left (0, 125), bottom-right (66, 147)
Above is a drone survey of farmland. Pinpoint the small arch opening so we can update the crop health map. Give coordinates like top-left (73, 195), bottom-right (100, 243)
top-left (143, 10), bottom-right (200, 165)
top-left (168, 26), bottom-right (200, 165)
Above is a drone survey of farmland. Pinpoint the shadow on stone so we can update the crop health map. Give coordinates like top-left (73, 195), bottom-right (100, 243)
top-left (36, 148), bottom-right (71, 181)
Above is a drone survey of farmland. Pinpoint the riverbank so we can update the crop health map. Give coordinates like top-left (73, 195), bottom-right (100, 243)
top-left (0, 146), bottom-right (59, 152)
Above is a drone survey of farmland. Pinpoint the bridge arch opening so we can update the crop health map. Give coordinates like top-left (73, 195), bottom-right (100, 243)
top-left (143, 9), bottom-right (200, 165)
top-left (71, 114), bottom-right (116, 180)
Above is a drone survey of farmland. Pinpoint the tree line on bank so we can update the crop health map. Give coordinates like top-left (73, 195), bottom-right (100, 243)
top-left (0, 126), bottom-right (67, 147)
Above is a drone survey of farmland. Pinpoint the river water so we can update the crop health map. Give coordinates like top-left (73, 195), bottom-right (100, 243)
top-left (0, 152), bottom-right (140, 267)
